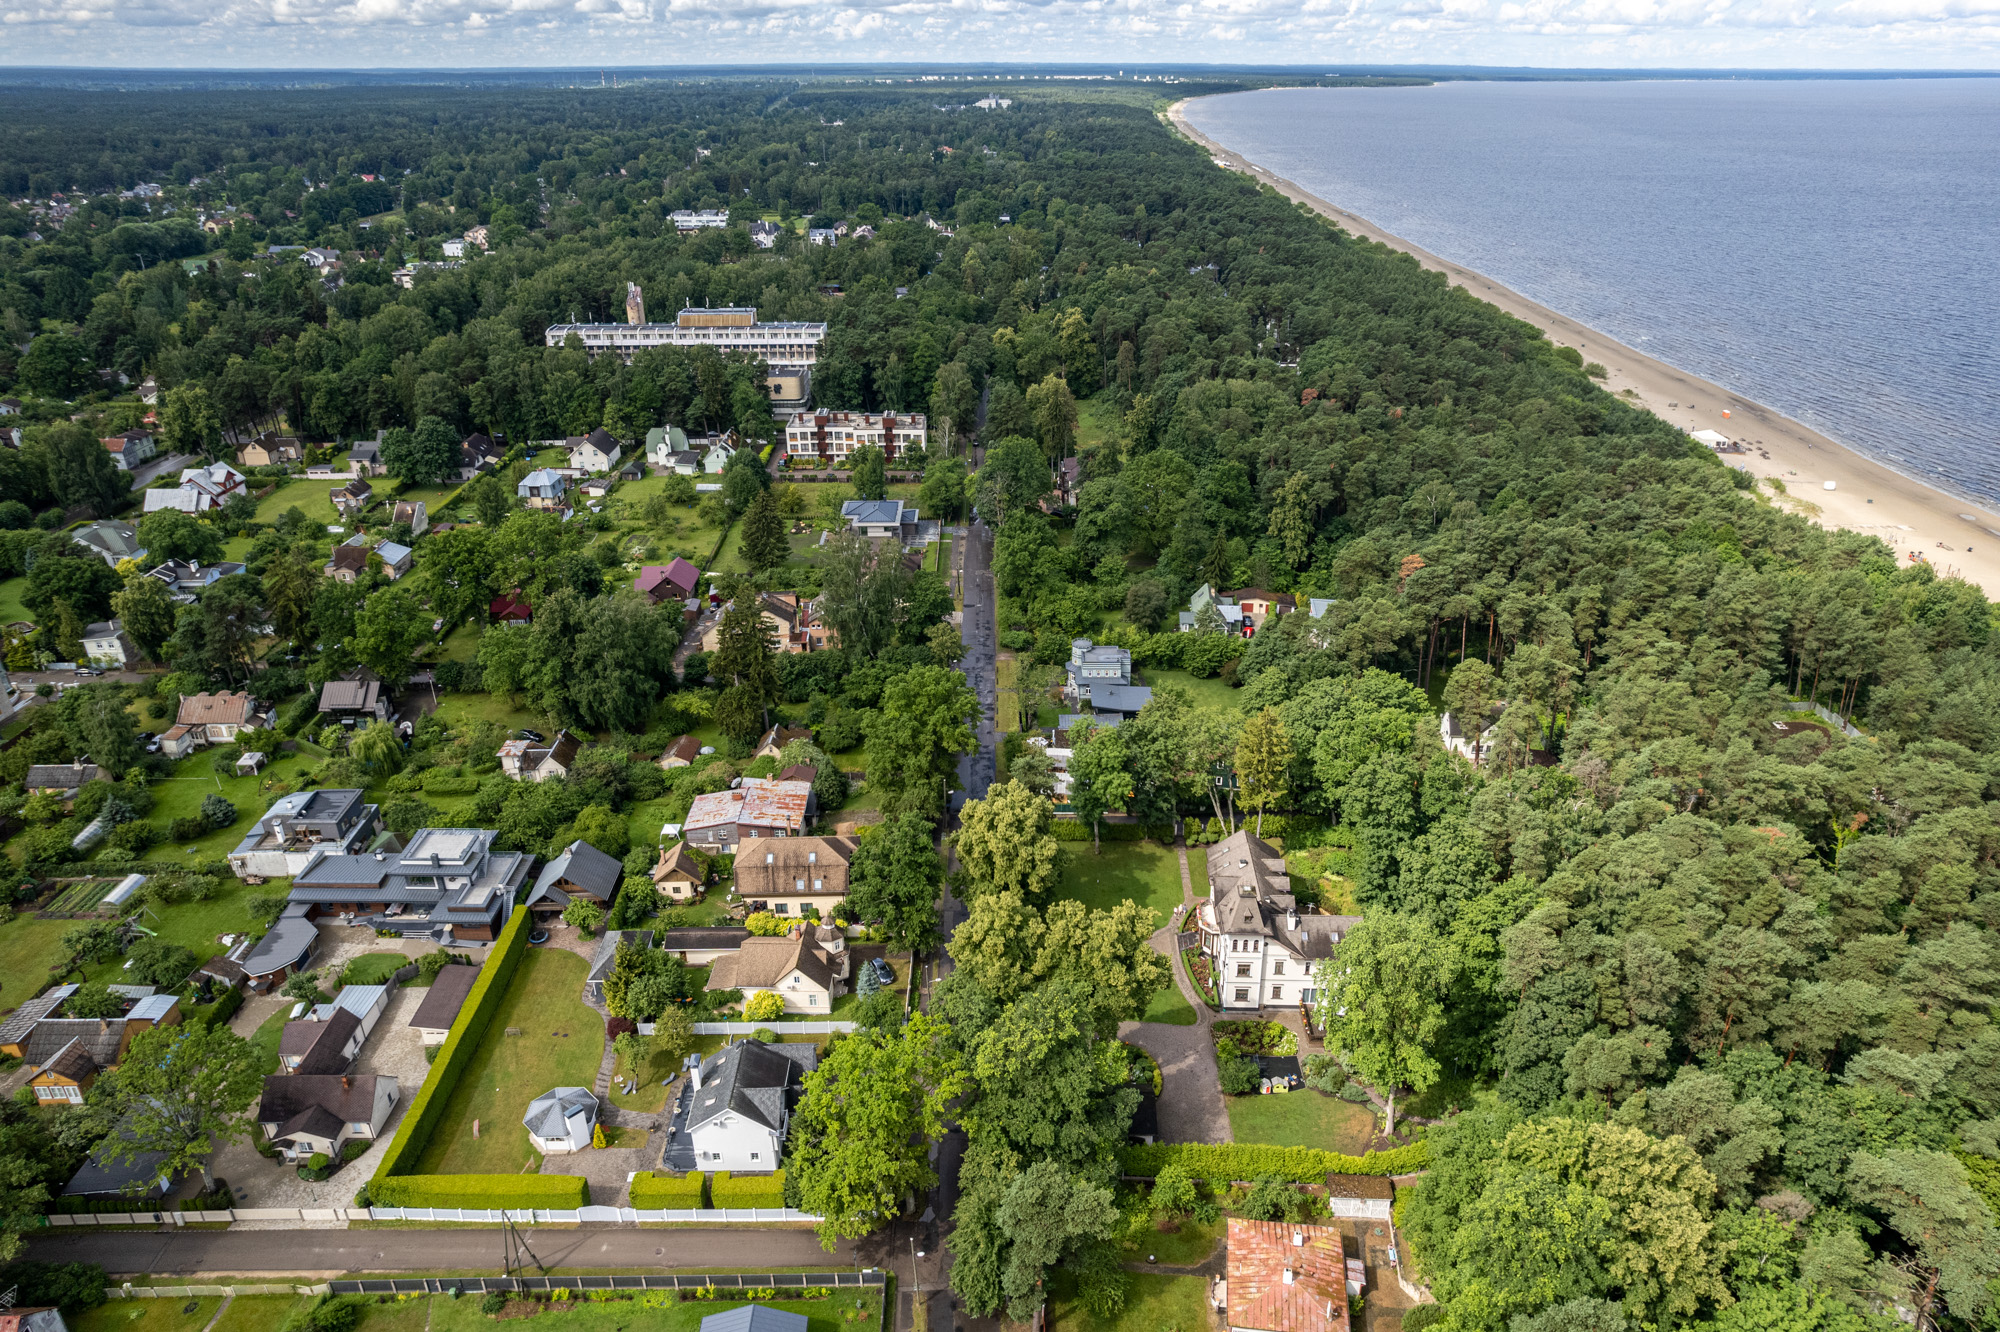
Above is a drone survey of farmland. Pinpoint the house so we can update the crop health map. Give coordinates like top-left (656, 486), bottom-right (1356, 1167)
top-left (670, 1038), bottom-right (819, 1171)
top-left (783, 410), bottom-right (926, 463)
top-left (324, 545), bottom-right (370, 583)
top-left (526, 838), bottom-right (625, 920)
top-left (645, 425), bottom-right (691, 469)
top-left (347, 438), bottom-right (386, 475)
top-left (700, 438), bottom-right (737, 474)
top-left (278, 1006), bottom-right (364, 1075)
top-left (518, 468), bottom-right (570, 510)
top-left (839, 499), bottom-right (939, 545)
top-left (100, 429), bottom-right (156, 471)
top-left (138, 376), bottom-right (160, 404)
top-left (806, 228), bottom-right (838, 247)
top-left (289, 984), bottom-right (391, 1055)
top-left (407, 963), bottom-right (479, 1046)
top-left (1193, 830), bottom-right (1362, 1012)
top-left (1077, 682), bottom-right (1153, 722)
top-left (657, 927), bottom-right (752, 965)
top-left (699, 1307), bottom-right (805, 1332)
top-left (238, 903), bottom-right (319, 990)
top-left (300, 248), bottom-right (341, 269)
top-left (1225, 1217), bottom-right (1353, 1332)
top-left (463, 225), bottom-right (490, 249)
top-left (255, 1072), bottom-right (399, 1163)
top-left (1178, 583), bottom-right (1246, 634)
top-left (20, 993), bottom-right (181, 1105)
top-left (238, 432), bottom-right (303, 468)
top-left (319, 677), bottom-right (389, 725)
top-left (732, 836), bottom-right (856, 920)
top-left (24, 760), bottom-right (105, 803)
top-left (1062, 638), bottom-right (1133, 703)
top-left (227, 787), bottom-right (381, 880)
top-left (458, 432), bottom-right (504, 478)
top-left (330, 477), bottom-right (373, 519)
top-left (582, 929), bottom-right (655, 1004)
top-left (637, 558), bottom-right (702, 605)
top-left (489, 591), bottom-right (532, 623)
top-left (82, 619), bottom-right (135, 668)
top-left (670, 209), bottom-right (730, 231)
top-left (683, 778), bottom-right (815, 853)
top-left (278, 826), bottom-right (532, 946)
top-left (1441, 705), bottom-right (1507, 765)
top-left (0, 987), bottom-right (75, 1058)
top-left (1229, 588), bottom-right (1297, 628)
top-left (705, 933), bottom-right (846, 1015)
top-left (748, 221), bottom-right (781, 250)
top-left (146, 558), bottom-right (248, 601)
top-left (143, 461), bottom-right (247, 513)
top-left (70, 519), bottom-right (146, 567)
top-left (0, 397), bottom-right (18, 415)
top-left (497, 729), bottom-right (580, 782)
top-left (580, 475), bottom-right (614, 500)
top-left (651, 841), bottom-right (706, 900)
top-left (0, 1309), bottom-right (68, 1332)
top-left (62, 1120), bottom-right (177, 1202)
top-left (1056, 456), bottom-right (1082, 507)
top-left (754, 724), bottom-right (814, 760)
top-left (373, 539), bottom-right (413, 580)
top-left (391, 500), bottom-right (429, 538)
top-left (571, 427), bottom-right (623, 474)
top-left (523, 1086), bottom-right (599, 1154)
top-left (658, 735), bottom-right (702, 769)
top-left (441, 238), bottom-right (467, 258)
top-left (159, 691), bottom-right (262, 760)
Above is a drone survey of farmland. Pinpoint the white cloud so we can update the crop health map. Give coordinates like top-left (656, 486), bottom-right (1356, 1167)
top-left (2, 0), bottom-right (1998, 64)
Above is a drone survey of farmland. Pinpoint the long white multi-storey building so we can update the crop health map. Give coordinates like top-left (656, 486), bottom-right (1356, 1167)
top-left (784, 409), bottom-right (927, 462)
top-left (545, 304), bottom-right (823, 410)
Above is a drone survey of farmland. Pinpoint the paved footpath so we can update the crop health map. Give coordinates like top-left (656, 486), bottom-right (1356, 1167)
top-left (25, 1227), bottom-right (862, 1277)
top-left (1116, 841), bottom-right (1230, 1145)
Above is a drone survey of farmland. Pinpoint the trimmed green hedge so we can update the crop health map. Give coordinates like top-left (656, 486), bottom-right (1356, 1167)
top-left (629, 1171), bottom-right (706, 1209)
top-left (370, 1173), bottom-right (588, 1210)
top-left (372, 906), bottom-right (531, 1184)
top-left (421, 772), bottom-right (481, 796)
top-left (709, 1170), bottom-right (786, 1209)
top-left (1118, 1141), bottom-right (1428, 1183)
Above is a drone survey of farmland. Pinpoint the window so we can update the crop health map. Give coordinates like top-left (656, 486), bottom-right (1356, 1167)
top-left (1273, 961), bottom-right (1285, 975)
top-left (773, 902), bottom-right (789, 914)
top-left (1235, 988), bottom-right (1251, 1002)
top-left (1236, 963), bottom-right (1251, 978)
top-left (1271, 986), bottom-right (1284, 1000)
top-left (813, 879), bottom-right (823, 891)
top-left (808, 995), bottom-right (819, 1006)
top-left (795, 879), bottom-right (806, 892)
top-left (750, 1152), bottom-right (760, 1161)
top-left (765, 853), bottom-right (775, 864)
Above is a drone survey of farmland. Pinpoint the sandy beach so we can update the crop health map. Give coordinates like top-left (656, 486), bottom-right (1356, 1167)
top-left (1167, 97), bottom-right (2000, 598)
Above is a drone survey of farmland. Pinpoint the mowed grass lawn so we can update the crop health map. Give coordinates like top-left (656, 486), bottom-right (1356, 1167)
top-left (1141, 982), bottom-right (1198, 1026)
top-left (73, 1295), bottom-right (227, 1332)
top-left (0, 574), bottom-right (34, 626)
top-left (1049, 1273), bottom-right (1212, 1332)
top-left (1055, 841), bottom-right (1186, 928)
top-left (414, 947), bottom-right (602, 1176)
top-left (251, 479), bottom-right (341, 529)
top-left (1139, 668), bottom-right (1247, 712)
top-left (1226, 1087), bottom-right (1377, 1154)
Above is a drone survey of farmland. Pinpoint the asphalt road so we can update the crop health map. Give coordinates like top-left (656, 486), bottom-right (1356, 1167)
top-left (25, 1227), bottom-right (863, 1277)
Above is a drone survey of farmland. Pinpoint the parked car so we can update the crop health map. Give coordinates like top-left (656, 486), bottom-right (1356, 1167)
top-left (518, 728), bottom-right (546, 743)
top-left (869, 958), bottom-right (895, 987)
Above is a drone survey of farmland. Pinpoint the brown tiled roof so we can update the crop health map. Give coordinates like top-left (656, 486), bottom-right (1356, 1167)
top-left (177, 692), bottom-right (257, 727)
top-left (757, 724), bottom-right (814, 753)
top-left (651, 842), bottom-right (705, 885)
top-left (734, 836), bottom-right (856, 899)
top-left (706, 935), bottom-right (837, 993)
top-left (778, 764), bottom-right (817, 785)
top-left (255, 1073), bottom-right (386, 1132)
top-left (328, 546), bottom-right (369, 574)
top-left (33, 1037), bottom-right (98, 1084)
top-left (659, 735), bottom-right (701, 764)
top-left (1226, 1217), bottom-right (1350, 1332)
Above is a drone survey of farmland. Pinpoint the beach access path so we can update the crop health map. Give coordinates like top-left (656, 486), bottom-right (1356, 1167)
top-left (1168, 96), bottom-right (2000, 598)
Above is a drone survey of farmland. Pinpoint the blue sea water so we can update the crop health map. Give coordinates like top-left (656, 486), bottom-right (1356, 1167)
top-left (1184, 80), bottom-right (2000, 505)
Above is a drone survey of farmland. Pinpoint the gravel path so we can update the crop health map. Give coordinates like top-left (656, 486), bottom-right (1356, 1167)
top-left (1116, 840), bottom-right (1231, 1145)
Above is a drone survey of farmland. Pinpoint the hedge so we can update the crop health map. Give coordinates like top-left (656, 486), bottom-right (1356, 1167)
top-left (709, 1170), bottom-right (786, 1209)
top-left (372, 905), bottom-right (531, 1184)
top-left (629, 1171), bottom-right (706, 1209)
top-left (421, 771), bottom-right (481, 796)
top-left (1118, 1141), bottom-right (1428, 1183)
top-left (185, 986), bottom-right (245, 1031)
top-left (370, 1173), bottom-right (588, 1210)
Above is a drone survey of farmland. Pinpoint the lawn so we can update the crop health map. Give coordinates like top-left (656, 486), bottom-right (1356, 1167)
top-left (1225, 1087), bottom-right (1377, 1154)
top-left (0, 575), bottom-right (33, 626)
top-left (1138, 668), bottom-right (1247, 713)
top-left (413, 947), bottom-right (603, 1176)
top-left (426, 1290), bottom-right (880, 1331)
top-left (251, 479), bottom-right (341, 530)
top-left (74, 1296), bottom-right (227, 1332)
top-left (1054, 841), bottom-right (1186, 929)
top-left (1119, 1211), bottom-right (1223, 1266)
top-left (1140, 982), bottom-right (1198, 1027)
top-left (995, 654), bottom-right (1019, 735)
top-left (248, 1003), bottom-right (292, 1076)
top-left (209, 1296), bottom-right (310, 1332)
top-left (434, 623), bottom-right (482, 663)
top-left (624, 797), bottom-right (680, 852)
top-left (431, 690), bottom-right (554, 738)
top-left (1048, 1273), bottom-right (1211, 1332)
top-left (340, 951), bottom-right (412, 985)
top-left (0, 914), bottom-right (77, 1003)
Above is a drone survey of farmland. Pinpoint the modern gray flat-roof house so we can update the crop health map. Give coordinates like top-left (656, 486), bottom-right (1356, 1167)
top-left (281, 827), bottom-right (533, 944)
top-left (227, 788), bottom-right (379, 880)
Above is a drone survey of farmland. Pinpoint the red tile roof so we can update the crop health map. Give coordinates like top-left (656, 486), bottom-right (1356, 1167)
top-left (1226, 1218), bottom-right (1351, 1332)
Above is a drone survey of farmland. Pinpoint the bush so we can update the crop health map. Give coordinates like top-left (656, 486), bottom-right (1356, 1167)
top-left (709, 1169), bottom-right (786, 1209)
top-left (169, 815), bottom-right (209, 841)
top-left (421, 769), bottom-right (480, 796)
top-left (629, 1171), bottom-right (706, 1209)
top-left (1219, 1055), bottom-right (1260, 1096)
top-left (1050, 818), bottom-right (1089, 842)
top-left (368, 1173), bottom-right (588, 1209)
top-left (743, 991), bottom-right (786, 1023)
top-left (1403, 1306), bottom-right (1449, 1332)
top-left (200, 793), bottom-right (237, 829)
top-left (0, 1261), bottom-right (109, 1315)
top-left (480, 1291), bottom-right (507, 1315)
top-left (1118, 1140), bottom-right (1428, 1183)
top-left (1241, 1177), bottom-right (1321, 1224)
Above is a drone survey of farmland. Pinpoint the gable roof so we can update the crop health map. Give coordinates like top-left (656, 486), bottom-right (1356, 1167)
top-left (256, 1073), bottom-right (388, 1132)
top-left (407, 963), bottom-right (480, 1032)
top-left (0, 986), bottom-right (78, 1048)
top-left (652, 841), bottom-right (705, 883)
top-left (25, 762), bottom-right (103, 790)
top-left (705, 934), bottom-right (837, 994)
top-left (586, 929), bottom-right (655, 985)
top-left (1226, 1217), bottom-right (1350, 1332)
top-left (319, 678), bottom-right (381, 712)
top-left (660, 734), bottom-right (702, 764)
top-left (733, 836), bottom-right (857, 899)
top-left (34, 1036), bottom-right (99, 1084)
top-left (178, 692), bottom-right (257, 727)
top-left (696, 1306), bottom-right (808, 1332)
top-left (532, 839), bottom-right (624, 905)
top-left (279, 1007), bottom-right (361, 1075)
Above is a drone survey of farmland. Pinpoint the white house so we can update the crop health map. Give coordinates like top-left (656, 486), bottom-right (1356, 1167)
top-left (700, 438), bottom-right (737, 474)
top-left (518, 468), bottom-right (569, 509)
top-left (81, 620), bottom-right (134, 669)
top-left (390, 500), bottom-right (429, 538)
top-left (441, 238), bottom-right (468, 258)
top-left (704, 933), bottom-right (845, 1015)
top-left (680, 1039), bottom-right (818, 1172)
top-left (254, 1073), bottom-right (398, 1163)
top-left (100, 430), bottom-right (156, 471)
top-left (669, 210), bottom-right (730, 231)
top-left (498, 730), bottom-right (579, 782)
top-left (225, 787), bottom-right (379, 880)
top-left (1441, 705), bottom-right (1508, 765)
top-left (143, 462), bottom-right (247, 514)
top-left (646, 425), bottom-right (691, 470)
top-left (523, 1086), bottom-right (598, 1154)
top-left (571, 427), bottom-right (623, 474)
top-left (1192, 830), bottom-right (1361, 1012)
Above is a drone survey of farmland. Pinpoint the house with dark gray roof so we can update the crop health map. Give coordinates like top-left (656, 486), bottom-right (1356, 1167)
top-left (255, 1072), bottom-right (399, 1163)
top-left (697, 1307), bottom-right (806, 1332)
top-left (319, 677), bottom-right (387, 724)
top-left (526, 838), bottom-right (624, 919)
top-left (227, 787), bottom-right (379, 880)
top-left (407, 963), bottom-right (479, 1046)
top-left (24, 759), bottom-right (104, 802)
top-left (71, 519), bottom-right (146, 567)
top-left (282, 826), bottom-right (532, 944)
top-left (523, 1086), bottom-right (598, 1154)
top-left (278, 1005), bottom-right (362, 1075)
top-left (1192, 829), bottom-right (1362, 1013)
top-left (239, 902), bottom-right (319, 991)
top-left (667, 1038), bottom-right (817, 1172)
top-left (64, 1122), bottom-right (177, 1199)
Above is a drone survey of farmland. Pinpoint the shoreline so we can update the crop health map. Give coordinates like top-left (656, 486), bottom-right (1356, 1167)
top-left (1165, 95), bottom-right (2000, 598)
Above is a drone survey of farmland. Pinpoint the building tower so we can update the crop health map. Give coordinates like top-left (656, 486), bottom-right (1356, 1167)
top-left (625, 282), bottom-right (645, 327)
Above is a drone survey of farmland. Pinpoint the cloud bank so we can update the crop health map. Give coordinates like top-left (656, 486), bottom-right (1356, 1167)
top-left (3, 0), bottom-right (1998, 70)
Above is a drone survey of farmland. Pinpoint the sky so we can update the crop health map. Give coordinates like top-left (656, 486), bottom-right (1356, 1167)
top-left (4, 0), bottom-right (2000, 72)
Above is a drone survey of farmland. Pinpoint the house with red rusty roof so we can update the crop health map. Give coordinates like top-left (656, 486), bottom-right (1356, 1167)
top-left (683, 777), bottom-right (815, 853)
top-left (1224, 1217), bottom-right (1354, 1332)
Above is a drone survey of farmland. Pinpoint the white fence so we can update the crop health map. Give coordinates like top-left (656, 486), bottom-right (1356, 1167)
top-left (1786, 702), bottom-right (1864, 739)
top-left (688, 1021), bottom-right (855, 1035)
top-left (47, 1205), bottom-right (821, 1227)
top-left (111, 1284), bottom-right (329, 1299)
top-left (110, 1272), bottom-right (883, 1299)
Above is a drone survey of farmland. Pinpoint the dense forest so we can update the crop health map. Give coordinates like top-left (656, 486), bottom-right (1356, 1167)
top-left (1, 77), bottom-right (1996, 1332)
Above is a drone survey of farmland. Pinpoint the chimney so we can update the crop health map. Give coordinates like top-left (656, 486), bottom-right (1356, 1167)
top-left (1282, 1268), bottom-right (1296, 1286)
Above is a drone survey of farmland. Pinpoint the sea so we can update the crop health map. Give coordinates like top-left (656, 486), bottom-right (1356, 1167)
top-left (1183, 79), bottom-right (2000, 506)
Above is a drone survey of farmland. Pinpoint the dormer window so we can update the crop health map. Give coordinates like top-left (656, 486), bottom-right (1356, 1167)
top-left (765, 853), bottom-right (775, 864)
top-left (807, 851), bottom-right (816, 864)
